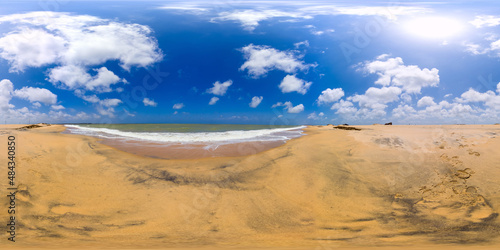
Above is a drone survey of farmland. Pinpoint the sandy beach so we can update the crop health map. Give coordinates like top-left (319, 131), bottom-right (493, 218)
top-left (1, 124), bottom-right (500, 249)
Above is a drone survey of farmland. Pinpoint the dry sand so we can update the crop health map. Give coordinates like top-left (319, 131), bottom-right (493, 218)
top-left (1, 124), bottom-right (500, 249)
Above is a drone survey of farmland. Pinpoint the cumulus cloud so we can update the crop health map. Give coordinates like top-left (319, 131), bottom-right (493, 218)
top-left (317, 88), bottom-right (344, 104)
top-left (239, 44), bottom-right (316, 78)
top-left (294, 40), bottom-right (309, 49)
top-left (13, 87), bottom-right (57, 105)
top-left (272, 101), bottom-right (304, 113)
top-left (362, 56), bottom-right (439, 94)
top-left (32, 102), bottom-right (42, 109)
top-left (100, 98), bottom-right (122, 107)
top-left (0, 11), bottom-right (162, 94)
top-left (288, 103), bottom-right (304, 113)
top-left (210, 5), bottom-right (428, 31)
top-left (279, 75), bottom-right (312, 94)
top-left (457, 88), bottom-right (496, 103)
top-left (143, 98), bottom-right (158, 107)
top-left (417, 96), bottom-right (436, 107)
top-left (0, 29), bottom-right (66, 72)
top-left (51, 105), bottom-right (65, 110)
top-left (209, 96), bottom-right (219, 105)
top-left (211, 9), bottom-right (312, 31)
top-left (350, 87), bottom-right (401, 109)
top-left (331, 100), bottom-right (358, 115)
top-left (0, 79), bottom-right (14, 112)
top-left (249, 96), bottom-right (263, 108)
top-left (307, 111), bottom-right (325, 120)
top-left (173, 103), bottom-right (184, 109)
top-left (470, 15), bottom-right (500, 28)
top-left (206, 80), bottom-right (232, 96)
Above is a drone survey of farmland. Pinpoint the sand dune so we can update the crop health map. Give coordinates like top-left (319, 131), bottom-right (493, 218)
top-left (1, 124), bottom-right (500, 249)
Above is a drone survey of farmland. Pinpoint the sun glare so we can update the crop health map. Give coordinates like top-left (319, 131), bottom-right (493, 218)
top-left (404, 16), bottom-right (464, 40)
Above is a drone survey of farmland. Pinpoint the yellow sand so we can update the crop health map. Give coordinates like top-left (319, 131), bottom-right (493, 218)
top-left (1, 124), bottom-right (500, 249)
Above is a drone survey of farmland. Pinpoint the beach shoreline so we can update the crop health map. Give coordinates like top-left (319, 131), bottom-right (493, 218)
top-left (1, 124), bottom-right (500, 249)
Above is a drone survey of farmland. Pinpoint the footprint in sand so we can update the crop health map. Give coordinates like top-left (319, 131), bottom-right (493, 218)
top-left (440, 154), bottom-right (463, 167)
top-left (391, 167), bottom-right (496, 226)
top-left (467, 149), bottom-right (481, 156)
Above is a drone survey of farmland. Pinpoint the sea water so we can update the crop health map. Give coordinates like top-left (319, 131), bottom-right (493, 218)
top-left (64, 124), bottom-right (305, 159)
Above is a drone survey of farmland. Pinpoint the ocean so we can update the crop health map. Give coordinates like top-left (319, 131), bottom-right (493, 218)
top-left (64, 124), bottom-right (306, 159)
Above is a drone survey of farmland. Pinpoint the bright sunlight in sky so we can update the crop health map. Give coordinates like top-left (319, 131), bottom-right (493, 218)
top-left (404, 16), bottom-right (464, 40)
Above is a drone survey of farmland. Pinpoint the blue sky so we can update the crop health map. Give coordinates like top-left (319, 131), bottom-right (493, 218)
top-left (1, 1), bottom-right (500, 125)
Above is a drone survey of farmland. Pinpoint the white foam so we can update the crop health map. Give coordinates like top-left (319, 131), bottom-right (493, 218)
top-left (65, 125), bottom-right (305, 144)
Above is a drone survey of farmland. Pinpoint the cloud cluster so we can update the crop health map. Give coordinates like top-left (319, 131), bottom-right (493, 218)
top-left (470, 15), bottom-right (500, 28)
top-left (211, 9), bottom-right (311, 31)
top-left (209, 97), bottom-right (219, 105)
top-left (210, 4), bottom-right (429, 31)
top-left (0, 79), bottom-right (14, 112)
top-left (362, 55), bottom-right (439, 94)
top-left (13, 87), bottom-right (58, 105)
top-left (239, 44), bottom-right (315, 78)
top-left (307, 111), bottom-right (325, 120)
top-left (144, 98), bottom-right (158, 107)
top-left (249, 96), bottom-right (263, 108)
top-left (329, 55), bottom-right (441, 121)
top-left (0, 11), bottom-right (163, 118)
top-left (317, 88), bottom-right (344, 105)
top-left (172, 103), bottom-right (184, 109)
top-left (272, 101), bottom-right (304, 113)
top-left (206, 80), bottom-right (232, 96)
top-left (279, 74), bottom-right (312, 94)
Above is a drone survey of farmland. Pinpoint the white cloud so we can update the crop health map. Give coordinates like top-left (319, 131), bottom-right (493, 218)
top-left (82, 94), bottom-right (100, 104)
top-left (158, 6), bottom-right (208, 12)
top-left (173, 103), bottom-right (184, 109)
top-left (331, 100), bottom-right (357, 115)
top-left (464, 43), bottom-right (489, 55)
top-left (350, 86), bottom-right (401, 109)
top-left (0, 12), bottom-right (162, 70)
top-left (0, 11), bottom-right (162, 97)
top-left (470, 15), bottom-right (500, 28)
top-left (456, 88), bottom-right (496, 103)
top-left (331, 6), bottom-right (429, 20)
top-left (32, 102), bottom-right (41, 109)
top-left (48, 65), bottom-right (124, 93)
top-left (206, 80), bottom-right (232, 96)
top-left (209, 96), bottom-right (219, 105)
top-left (0, 79), bottom-right (14, 112)
top-left (85, 67), bottom-right (123, 93)
top-left (249, 96), bottom-right (263, 108)
top-left (100, 98), bottom-right (122, 107)
top-left (307, 111), bottom-right (325, 120)
top-left (143, 98), bottom-right (158, 107)
top-left (363, 56), bottom-right (439, 94)
top-left (417, 96), bottom-right (436, 107)
top-left (239, 44), bottom-right (315, 78)
top-left (294, 40), bottom-right (309, 49)
top-left (272, 101), bottom-right (304, 113)
top-left (211, 9), bottom-right (312, 31)
top-left (210, 5), bottom-right (429, 31)
top-left (0, 29), bottom-right (66, 72)
top-left (317, 88), bottom-right (344, 104)
top-left (288, 103), bottom-right (304, 113)
top-left (279, 74), bottom-right (312, 94)
top-left (400, 93), bottom-right (412, 103)
top-left (51, 105), bottom-right (65, 110)
top-left (13, 87), bottom-right (57, 105)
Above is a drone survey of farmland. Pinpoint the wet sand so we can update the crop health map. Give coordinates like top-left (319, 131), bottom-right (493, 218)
top-left (1, 124), bottom-right (500, 249)
top-left (98, 138), bottom-right (287, 159)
